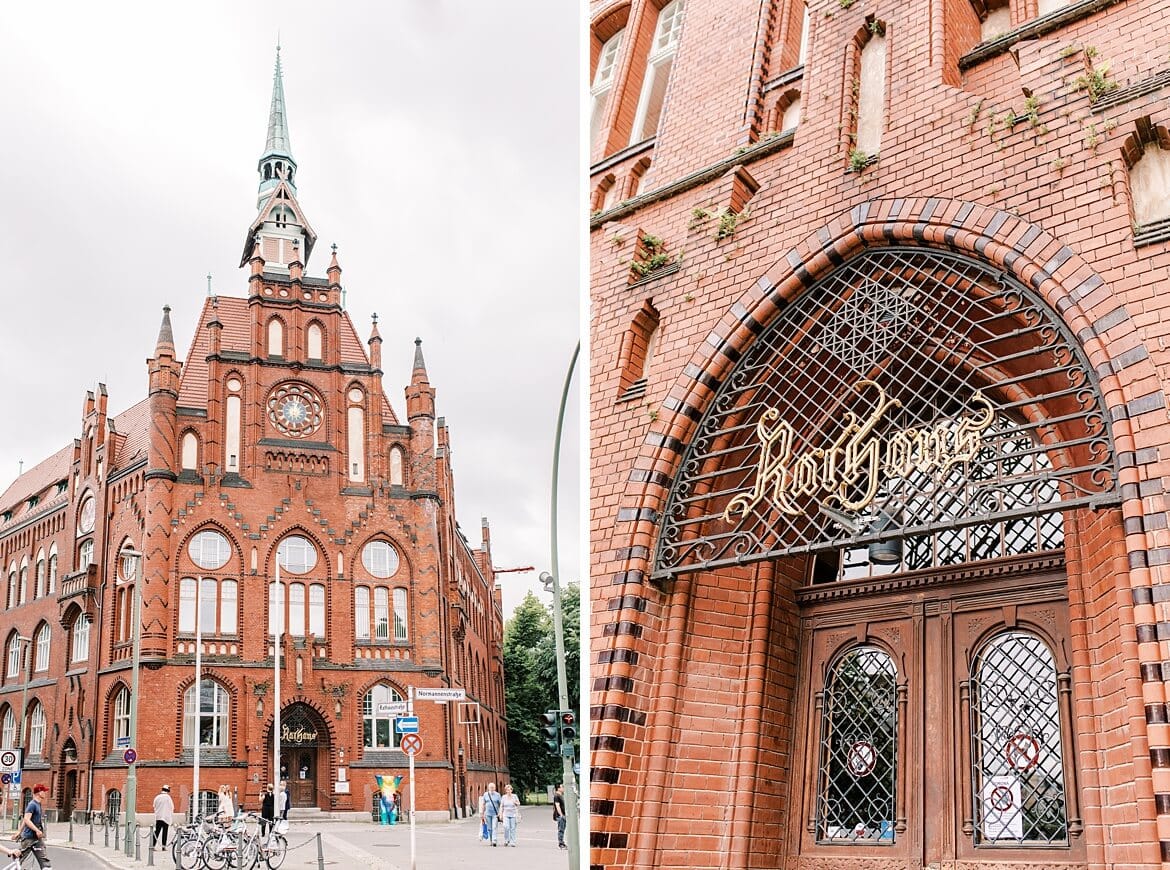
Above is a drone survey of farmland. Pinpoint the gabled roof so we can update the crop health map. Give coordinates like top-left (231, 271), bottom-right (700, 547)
top-left (240, 183), bottom-right (318, 267)
top-left (0, 445), bottom-right (72, 516)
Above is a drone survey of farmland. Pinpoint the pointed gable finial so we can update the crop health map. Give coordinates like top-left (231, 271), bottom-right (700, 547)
top-left (155, 305), bottom-right (175, 355)
top-left (413, 337), bottom-right (427, 373)
top-left (266, 43), bottom-right (292, 159)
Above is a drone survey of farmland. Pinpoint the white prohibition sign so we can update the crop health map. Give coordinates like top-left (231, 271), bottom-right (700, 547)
top-left (989, 785), bottom-right (1015, 811)
top-left (846, 740), bottom-right (877, 776)
top-left (1004, 733), bottom-right (1040, 772)
top-left (0, 751), bottom-right (16, 770)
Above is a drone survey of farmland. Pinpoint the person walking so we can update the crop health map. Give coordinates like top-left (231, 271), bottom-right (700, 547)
top-left (278, 780), bottom-right (290, 821)
top-left (260, 786), bottom-right (275, 838)
top-left (152, 785), bottom-right (174, 851)
top-left (500, 784), bottom-right (522, 847)
top-left (216, 784), bottom-right (234, 826)
top-left (479, 782), bottom-right (502, 847)
top-left (553, 784), bottom-right (567, 850)
top-left (17, 783), bottom-right (52, 868)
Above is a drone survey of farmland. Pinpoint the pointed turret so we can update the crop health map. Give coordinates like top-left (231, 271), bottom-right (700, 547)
top-left (241, 46), bottom-right (317, 270)
top-left (368, 313), bottom-right (383, 371)
top-left (406, 338), bottom-right (436, 421)
top-left (155, 304), bottom-right (176, 356)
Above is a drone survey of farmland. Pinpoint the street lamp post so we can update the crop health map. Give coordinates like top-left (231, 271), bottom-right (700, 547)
top-left (120, 547), bottom-right (144, 856)
top-left (543, 341), bottom-right (580, 870)
top-left (12, 634), bottom-right (32, 830)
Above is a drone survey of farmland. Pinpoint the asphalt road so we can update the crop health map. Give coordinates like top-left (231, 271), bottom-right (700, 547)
top-left (9, 846), bottom-right (110, 869)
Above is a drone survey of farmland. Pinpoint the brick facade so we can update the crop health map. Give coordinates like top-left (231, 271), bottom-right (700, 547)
top-left (0, 57), bottom-right (508, 825)
top-left (590, 1), bottom-right (1170, 868)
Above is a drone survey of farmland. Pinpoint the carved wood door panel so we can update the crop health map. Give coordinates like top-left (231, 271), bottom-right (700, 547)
top-left (787, 561), bottom-right (1085, 870)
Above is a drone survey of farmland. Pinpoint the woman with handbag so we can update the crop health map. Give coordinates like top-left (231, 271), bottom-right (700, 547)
top-left (500, 784), bottom-right (522, 847)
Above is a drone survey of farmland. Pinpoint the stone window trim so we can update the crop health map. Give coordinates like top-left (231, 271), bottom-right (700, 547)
top-left (845, 18), bottom-right (889, 162)
top-left (616, 301), bottom-right (661, 403)
top-left (590, 1), bottom-right (633, 161)
top-left (958, 0), bottom-right (1125, 70)
top-left (1121, 117), bottom-right (1170, 246)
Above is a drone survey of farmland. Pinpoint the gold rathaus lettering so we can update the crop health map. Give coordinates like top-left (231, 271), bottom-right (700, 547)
top-left (724, 380), bottom-right (994, 521)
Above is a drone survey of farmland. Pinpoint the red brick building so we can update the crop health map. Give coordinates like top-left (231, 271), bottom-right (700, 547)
top-left (0, 50), bottom-right (507, 823)
top-left (590, 1), bottom-right (1170, 868)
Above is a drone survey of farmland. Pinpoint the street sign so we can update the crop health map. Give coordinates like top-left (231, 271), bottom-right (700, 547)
top-left (0, 774), bottom-right (9, 785)
top-left (377, 701), bottom-right (409, 716)
top-left (0, 749), bottom-right (21, 774)
top-left (123, 749), bottom-right (137, 765)
top-left (414, 688), bottom-right (466, 702)
top-left (400, 734), bottom-right (423, 755)
top-left (395, 716), bottom-right (420, 734)
top-left (115, 736), bottom-right (131, 749)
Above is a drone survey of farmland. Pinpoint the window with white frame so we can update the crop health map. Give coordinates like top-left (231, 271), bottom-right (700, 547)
top-left (34, 625), bottom-right (49, 672)
top-left (389, 447), bottom-right (405, 487)
top-left (178, 577), bottom-right (237, 636)
top-left (71, 614), bottom-right (90, 662)
top-left (18, 561), bottom-right (27, 605)
top-left (276, 535), bottom-right (318, 575)
top-left (48, 548), bottom-right (57, 594)
top-left (630, 0), bottom-right (686, 144)
top-left (189, 530), bottom-right (232, 570)
top-left (6, 570), bottom-right (15, 609)
top-left (269, 582), bottom-right (325, 638)
top-left (0, 707), bottom-right (13, 748)
top-left (361, 541), bottom-right (400, 579)
top-left (34, 556), bottom-right (45, 600)
top-left (393, 588), bottom-right (408, 641)
top-left (181, 431), bottom-right (199, 471)
top-left (113, 687), bottom-right (131, 746)
top-left (184, 680), bottom-right (229, 748)
top-left (6, 637), bottom-right (21, 678)
top-left (225, 379), bottom-right (242, 473)
top-left (78, 539), bottom-right (94, 570)
top-left (28, 702), bottom-right (45, 756)
top-left (374, 587), bottom-right (390, 640)
top-left (309, 584), bottom-right (325, 637)
top-left (362, 684), bottom-right (405, 749)
top-left (590, 27), bottom-right (626, 152)
top-left (355, 587), bottom-right (371, 640)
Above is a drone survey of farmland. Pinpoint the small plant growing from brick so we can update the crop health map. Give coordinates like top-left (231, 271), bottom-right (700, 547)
top-left (1073, 48), bottom-right (1119, 103)
top-left (839, 0), bottom-right (856, 8)
top-left (967, 98), bottom-right (985, 133)
top-left (848, 149), bottom-right (869, 172)
top-left (868, 19), bottom-right (885, 36)
top-left (630, 234), bottom-right (680, 278)
top-left (1049, 156), bottom-right (1068, 174)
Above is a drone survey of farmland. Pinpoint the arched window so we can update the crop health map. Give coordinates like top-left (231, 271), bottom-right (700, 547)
top-left (78, 539), bottom-right (94, 570)
top-left (276, 535), bottom-right (318, 575)
top-left (0, 707), bottom-right (13, 748)
top-left (362, 684), bottom-right (405, 749)
top-left (181, 431), bottom-right (199, 471)
top-left (184, 680), bottom-right (229, 748)
top-left (18, 559), bottom-right (27, 606)
top-left (5, 636), bottom-right (22, 678)
top-left (34, 553), bottom-right (45, 600)
top-left (34, 624), bottom-right (49, 672)
top-left (71, 613), bottom-right (90, 663)
top-left (47, 547), bottom-right (57, 594)
top-left (630, 0), bottom-right (686, 144)
top-left (816, 646), bottom-right (898, 843)
top-left (4, 570), bottom-right (13, 610)
top-left (970, 631), bottom-right (1068, 845)
top-left (179, 578), bottom-right (197, 634)
top-left (225, 378), bottom-right (242, 473)
top-left (393, 589), bottom-right (408, 642)
top-left (855, 28), bottom-right (887, 158)
top-left (590, 26), bottom-right (626, 152)
top-left (1130, 140), bottom-right (1170, 227)
top-left (347, 393), bottom-right (366, 482)
top-left (112, 687), bottom-right (131, 747)
top-left (28, 702), bottom-right (45, 756)
top-left (289, 583), bottom-right (306, 636)
top-left (307, 323), bottom-right (323, 361)
top-left (389, 447), bottom-right (405, 487)
top-left (267, 319), bottom-right (284, 357)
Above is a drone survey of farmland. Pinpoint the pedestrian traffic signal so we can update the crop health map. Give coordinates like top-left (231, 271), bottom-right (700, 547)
top-left (541, 711), bottom-right (560, 756)
top-left (559, 711), bottom-right (577, 743)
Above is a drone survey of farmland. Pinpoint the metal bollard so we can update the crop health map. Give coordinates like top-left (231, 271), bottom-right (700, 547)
top-left (103, 817), bottom-right (109, 848)
top-left (89, 814), bottom-right (94, 845)
top-left (147, 835), bottom-right (155, 867)
top-left (238, 827), bottom-right (244, 862)
top-left (68, 815), bottom-right (74, 842)
top-left (316, 831), bottom-right (325, 870)
top-left (135, 824), bottom-right (141, 861)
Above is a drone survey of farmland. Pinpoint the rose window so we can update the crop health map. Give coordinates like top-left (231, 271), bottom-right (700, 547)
top-left (267, 384), bottom-right (324, 438)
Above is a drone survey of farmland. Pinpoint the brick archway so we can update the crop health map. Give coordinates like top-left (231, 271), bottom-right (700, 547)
top-left (591, 198), bottom-right (1168, 869)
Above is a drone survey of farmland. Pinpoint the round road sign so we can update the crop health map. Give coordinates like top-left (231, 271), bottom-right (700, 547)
top-left (0, 750), bottom-right (16, 769)
top-left (400, 734), bottom-right (423, 755)
top-left (0, 774), bottom-right (10, 785)
top-left (123, 749), bottom-right (137, 765)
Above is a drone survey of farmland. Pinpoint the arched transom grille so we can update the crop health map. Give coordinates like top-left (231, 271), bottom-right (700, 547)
top-left (654, 248), bottom-right (1119, 579)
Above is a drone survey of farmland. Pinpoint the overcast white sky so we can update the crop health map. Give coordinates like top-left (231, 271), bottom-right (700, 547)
top-left (0, 1), bottom-right (582, 619)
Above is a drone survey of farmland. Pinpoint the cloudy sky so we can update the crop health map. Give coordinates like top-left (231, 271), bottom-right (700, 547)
top-left (0, 1), bottom-right (582, 619)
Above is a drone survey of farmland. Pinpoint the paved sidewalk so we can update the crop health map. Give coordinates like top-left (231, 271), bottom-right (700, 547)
top-left (43, 813), bottom-right (570, 870)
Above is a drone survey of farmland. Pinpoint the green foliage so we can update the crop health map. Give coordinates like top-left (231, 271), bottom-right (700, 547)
top-left (839, 0), bottom-right (856, 8)
top-left (848, 149), bottom-right (869, 172)
top-left (1073, 50), bottom-right (1119, 103)
top-left (630, 234), bottom-right (680, 277)
top-left (503, 586), bottom-right (581, 801)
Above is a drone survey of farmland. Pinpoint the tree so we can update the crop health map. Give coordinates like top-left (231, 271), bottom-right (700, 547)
top-left (503, 585), bottom-right (580, 799)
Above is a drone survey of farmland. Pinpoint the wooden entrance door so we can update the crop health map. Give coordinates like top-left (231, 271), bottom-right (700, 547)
top-left (293, 750), bottom-right (315, 806)
top-left (788, 559), bottom-right (1085, 868)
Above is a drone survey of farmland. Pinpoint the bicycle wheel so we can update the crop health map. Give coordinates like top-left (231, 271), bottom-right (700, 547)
top-left (176, 836), bottom-right (203, 870)
top-left (264, 834), bottom-right (287, 870)
top-left (201, 839), bottom-right (229, 870)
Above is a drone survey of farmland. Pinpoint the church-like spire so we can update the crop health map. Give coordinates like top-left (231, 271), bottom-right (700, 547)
top-left (256, 44), bottom-right (298, 206)
top-left (406, 338), bottom-right (435, 421)
top-left (412, 337), bottom-right (429, 381)
top-left (155, 305), bottom-right (175, 356)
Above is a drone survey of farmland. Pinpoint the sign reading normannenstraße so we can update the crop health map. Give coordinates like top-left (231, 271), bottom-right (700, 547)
top-left (725, 379), bottom-right (995, 522)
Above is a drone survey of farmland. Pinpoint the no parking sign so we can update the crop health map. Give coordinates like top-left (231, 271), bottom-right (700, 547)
top-left (0, 749), bottom-right (22, 789)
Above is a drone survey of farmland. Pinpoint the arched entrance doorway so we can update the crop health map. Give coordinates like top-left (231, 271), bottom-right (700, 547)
top-left (634, 245), bottom-right (1122, 867)
top-left (58, 738), bottom-right (79, 821)
top-left (274, 703), bottom-right (329, 808)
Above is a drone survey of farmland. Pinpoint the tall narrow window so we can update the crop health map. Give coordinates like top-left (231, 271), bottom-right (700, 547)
top-left (18, 561), bottom-right (27, 606)
top-left (980, 0), bottom-right (1012, 40)
top-left (78, 540), bottom-right (94, 570)
top-left (348, 402), bottom-right (366, 482)
top-left (393, 588), bottom-right (408, 641)
top-left (6, 637), bottom-right (21, 678)
top-left (630, 0), bottom-right (686, 144)
top-left (817, 646), bottom-right (898, 843)
top-left (798, 3), bottom-right (810, 64)
top-left (970, 631), bottom-right (1067, 845)
top-left (307, 323), bottom-right (323, 360)
top-left (71, 614), bottom-right (90, 663)
top-left (389, 447), bottom-right (405, 487)
top-left (34, 555), bottom-right (45, 600)
top-left (5, 571), bottom-right (13, 610)
top-left (267, 319), bottom-right (284, 357)
top-left (200, 579), bottom-right (217, 636)
top-left (181, 431), bottom-right (199, 471)
top-left (355, 587), bottom-right (371, 640)
top-left (34, 624), bottom-right (49, 672)
top-left (289, 583), bottom-right (306, 636)
top-left (225, 390), bottom-right (242, 473)
top-left (374, 588), bottom-right (390, 640)
top-left (179, 578), bottom-right (197, 634)
top-left (590, 28), bottom-right (626, 152)
top-left (221, 580), bottom-right (238, 635)
top-left (113, 688), bottom-right (131, 745)
top-left (1130, 141), bottom-right (1170, 227)
top-left (309, 584), bottom-right (325, 637)
top-left (0, 708), bottom-right (13, 748)
top-left (48, 548), bottom-right (57, 594)
top-left (855, 30), bottom-right (887, 157)
top-left (28, 703), bottom-right (45, 756)
top-left (183, 680), bottom-right (229, 748)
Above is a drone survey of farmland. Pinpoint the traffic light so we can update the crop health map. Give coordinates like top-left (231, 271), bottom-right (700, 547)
top-left (541, 711), bottom-right (560, 756)
top-left (559, 710), bottom-right (577, 757)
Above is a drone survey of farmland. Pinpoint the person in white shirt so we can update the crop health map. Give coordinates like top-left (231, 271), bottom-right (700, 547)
top-left (216, 785), bottom-right (234, 826)
top-left (152, 785), bottom-right (175, 851)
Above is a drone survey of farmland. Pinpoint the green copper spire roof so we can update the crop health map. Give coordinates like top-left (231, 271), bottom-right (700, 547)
top-left (263, 45), bottom-right (293, 160)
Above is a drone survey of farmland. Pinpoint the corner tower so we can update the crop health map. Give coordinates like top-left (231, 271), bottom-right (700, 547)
top-left (241, 46), bottom-right (317, 272)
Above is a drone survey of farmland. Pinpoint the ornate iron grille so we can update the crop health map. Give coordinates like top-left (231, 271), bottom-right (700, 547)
top-left (816, 646), bottom-right (898, 844)
top-left (970, 632), bottom-right (1067, 845)
top-left (654, 248), bottom-right (1119, 579)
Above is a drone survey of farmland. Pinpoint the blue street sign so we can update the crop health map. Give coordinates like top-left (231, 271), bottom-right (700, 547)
top-left (0, 774), bottom-right (9, 785)
top-left (116, 736), bottom-right (131, 749)
top-left (395, 716), bottom-right (419, 734)
top-left (123, 749), bottom-right (137, 765)
top-left (11, 770), bottom-right (20, 784)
